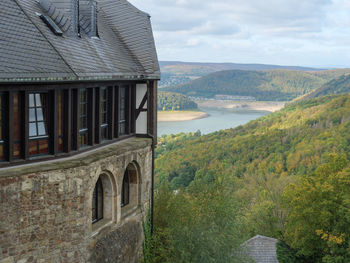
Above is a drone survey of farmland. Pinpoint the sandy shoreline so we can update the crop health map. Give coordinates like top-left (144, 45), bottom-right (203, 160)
top-left (195, 100), bottom-right (285, 112)
top-left (158, 111), bottom-right (209, 122)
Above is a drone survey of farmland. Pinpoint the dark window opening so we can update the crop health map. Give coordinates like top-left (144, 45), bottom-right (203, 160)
top-left (58, 91), bottom-right (64, 152)
top-left (13, 93), bottom-right (21, 159)
top-left (121, 170), bottom-right (130, 207)
top-left (92, 177), bottom-right (103, 223)
top-left (79, 89), bottom-right (88, 147)
top-left (100, 87), bottom-right (108, 141)
top-left (29, 93), bottom-right (49, 156)
top-left (119, 86), bottom-right (127, 135)
top-left (0, 94), bottom-right (4, 161)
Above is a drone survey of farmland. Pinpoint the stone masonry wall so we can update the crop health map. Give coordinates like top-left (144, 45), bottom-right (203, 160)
top-left (0, 138), bottom-right (153, 263)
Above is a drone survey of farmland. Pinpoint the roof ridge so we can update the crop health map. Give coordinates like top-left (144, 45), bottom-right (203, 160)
top-left (13, 0), bottom-right (78, 78)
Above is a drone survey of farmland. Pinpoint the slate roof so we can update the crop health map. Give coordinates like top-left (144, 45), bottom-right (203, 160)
top-left (0, 0), bottom-right (160, 83)
top-left (242, 235), bottom-right (279, 263)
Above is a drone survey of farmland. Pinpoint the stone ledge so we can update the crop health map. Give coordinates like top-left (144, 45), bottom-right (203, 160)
top-left (0, 137), bottom-right (152, 178)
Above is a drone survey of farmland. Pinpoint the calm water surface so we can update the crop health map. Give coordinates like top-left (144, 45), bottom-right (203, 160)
top-left (158, 107), bottom-right (269, 136)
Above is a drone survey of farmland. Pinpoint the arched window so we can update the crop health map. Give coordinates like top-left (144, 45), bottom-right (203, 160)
top-left (121, 170), bottom-right (130, 207)
top-left (92, 177), bottom-right (103, 223)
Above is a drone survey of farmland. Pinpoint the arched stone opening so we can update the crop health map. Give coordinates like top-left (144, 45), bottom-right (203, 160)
top-left (91, 172), bottom-right (116, 231)
top-left (121, 162), bottom-right (140, 214)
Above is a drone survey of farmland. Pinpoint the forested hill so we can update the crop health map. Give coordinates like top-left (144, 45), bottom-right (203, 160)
top-left (297, 73), bottom-right (350, 101)
top-left (160, 61), bottom-right (320, 75)
top-left (164, 69), bottom-right (350, 101)
top-left (157, 92), bottom-right (198, 111)
top-left (154, 94), bottom-right (350, 262)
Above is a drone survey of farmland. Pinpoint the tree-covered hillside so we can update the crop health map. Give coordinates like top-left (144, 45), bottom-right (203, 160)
top-left (152, 94), bottom-right (350, 262)
top-left (164, 69), bottom-right (345, 101)
top-left (157, 91), bottom-right (198, 111)
top-left (297, 73), bottom-right (350, 101)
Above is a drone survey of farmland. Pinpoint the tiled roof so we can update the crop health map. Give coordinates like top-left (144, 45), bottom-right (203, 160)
top-left (242, 235), bottom-right (279, 263)
top-left (0, 0), bottom-right (160, 82)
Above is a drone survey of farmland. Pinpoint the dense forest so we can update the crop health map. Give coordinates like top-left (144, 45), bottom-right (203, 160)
top-left (297, 73), bottom-right (350, 101)
top-left (164, 69), bottom-right (350, 101)
top-left (157, 91), bottom-right (198, 111)
top-left (148, 94), bottom-right (350, 262)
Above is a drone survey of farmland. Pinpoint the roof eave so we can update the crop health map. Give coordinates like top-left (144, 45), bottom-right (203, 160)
top-left (0, 73), bottom-right (161, 84)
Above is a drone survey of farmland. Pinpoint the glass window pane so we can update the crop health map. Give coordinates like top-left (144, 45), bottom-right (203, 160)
top-left (29, 94), bottom-right (35, 107)
top-left (120, 122), bottom-right (125, 135)
top-left (35, 94), bottom-right (41, 106)
top-left (36, 108), bottom-right (43, 121)
top-left (29, 108), bottom-right (36, 122)
top-left (29, 123), bottom-right (37, 136)
top-left (37, 122), bottom-right (46, 136)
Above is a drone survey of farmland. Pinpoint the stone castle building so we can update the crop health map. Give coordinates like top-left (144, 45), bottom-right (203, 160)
top-left (0, 0), bottom-right (159, 262)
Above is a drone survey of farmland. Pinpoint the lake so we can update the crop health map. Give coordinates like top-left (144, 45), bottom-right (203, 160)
top-left (158, 107), bottom-right (269, 136)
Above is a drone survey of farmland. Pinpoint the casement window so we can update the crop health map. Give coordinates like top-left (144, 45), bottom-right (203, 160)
top-left (79, 89), bottom-right (88, 147)
top-left (13, 93), bottom-right (22, 159)
top-left (0, 94), bottom-right (4, 161)
top-left (57, 91), bottom-right (64, 152)
top-left (0, 81), bottom-right (140, 166)
top-left (92, 177), bottom-right (103, 223)
top-left (100, 87), bottom-right (108, 141)
top-left (29, 93), bottom-right (49, 156)
top-left (119, 86), bottom-right (127, 136)
top-left (121, 169), bottom-right (130, 207)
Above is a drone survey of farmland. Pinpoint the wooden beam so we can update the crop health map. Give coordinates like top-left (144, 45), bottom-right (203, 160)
top-left (131, 84), bottom-right (136, 134)
top-left (136, 91), bottom-right (148, 119)
top-left (127, 85), bottom-right (131, 134)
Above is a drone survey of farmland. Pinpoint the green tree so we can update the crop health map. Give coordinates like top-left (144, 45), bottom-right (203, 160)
top-left (283, 154), bottom-right (350, 262)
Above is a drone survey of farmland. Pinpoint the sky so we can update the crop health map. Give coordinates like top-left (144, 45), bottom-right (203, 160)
top-left (128, 0), bottom-right (350, 68)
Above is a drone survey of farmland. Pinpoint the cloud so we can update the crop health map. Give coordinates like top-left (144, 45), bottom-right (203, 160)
top-left (129, 0), bottom-right (350, 67)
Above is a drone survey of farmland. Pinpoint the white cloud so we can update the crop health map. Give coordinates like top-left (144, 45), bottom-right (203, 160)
top-left (129, 0), bottom-right (350, 67)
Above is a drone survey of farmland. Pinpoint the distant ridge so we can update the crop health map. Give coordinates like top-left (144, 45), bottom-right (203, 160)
top-left (164, 69), bottom-right (329, 101)
top-left (160, 61), bottom-right (324, 74)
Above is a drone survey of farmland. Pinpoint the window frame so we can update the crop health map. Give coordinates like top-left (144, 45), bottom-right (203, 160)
top-left (92, 177), bottom-right (104, 224)
top-left (0, 81), bottom-right (141, 167)
top-left (79, 88), bottom-right (89, 148)
top-left (0, 93), bottom-right (4, 161)
top-left (121, 169), bottom-right (130, 207)
top-left (100, 87), bottom-right (108, 141)
top-left (28, 92), bottom-right (50, 157)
